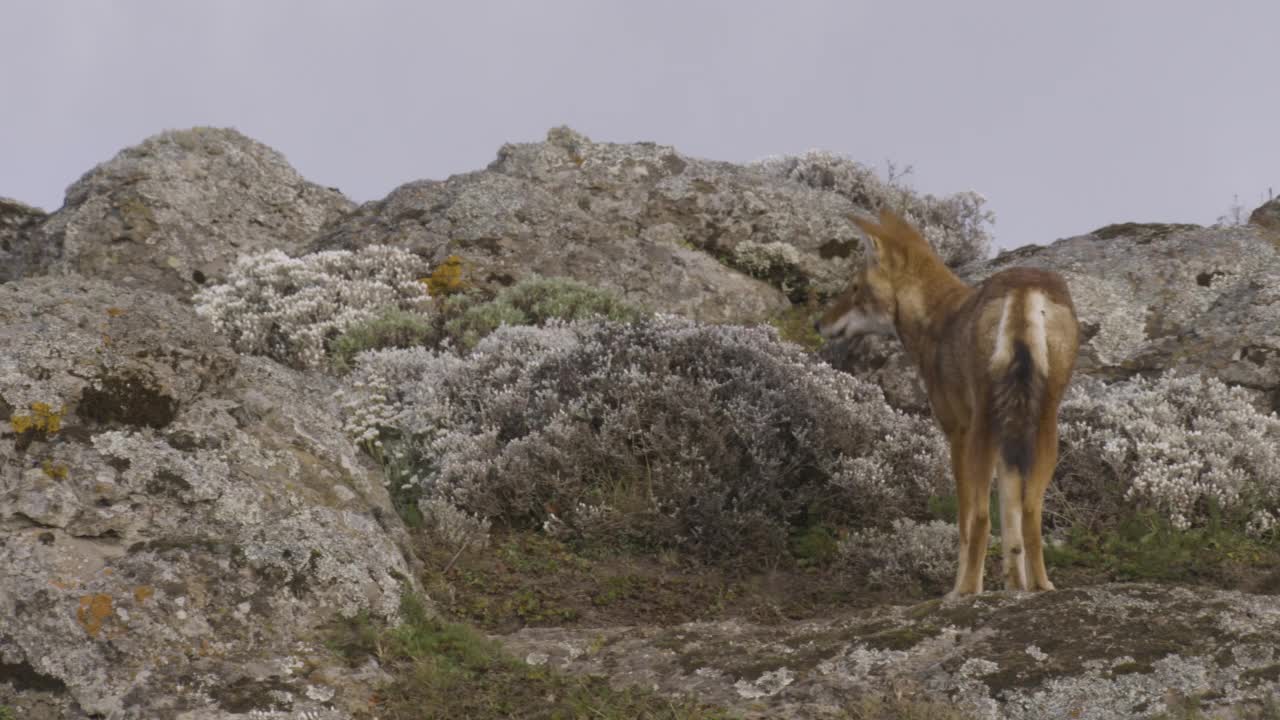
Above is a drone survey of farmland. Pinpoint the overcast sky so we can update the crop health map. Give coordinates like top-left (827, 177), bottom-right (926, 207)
top-left (3, 1), bottom-right (1276, 250)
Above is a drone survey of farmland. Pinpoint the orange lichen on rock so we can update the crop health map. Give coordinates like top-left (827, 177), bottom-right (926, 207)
top-left (77, 594), bottom-right (114, 638)
top-left (11, 402), bottom-right (64, 434)
top-left (41, 459), bottom-right (69, 479)
top-left (134, 586), bottom-right (154, 604)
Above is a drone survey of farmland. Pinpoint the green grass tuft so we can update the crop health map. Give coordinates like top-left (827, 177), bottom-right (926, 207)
top-left (766, 305), bottom-right (824, 351)
top-left (329, 308), bottom-right (435, 372)
top-left (1046, 509), bottom-right (1280, 585)
top-left (789, 523), bottom-right (839, 567)
top-left (328, 593), bottom-right (732, 719)
top-left (840, 692), bottom-right (979, 719)
top-left (445, 276), bottom-right (647, 349)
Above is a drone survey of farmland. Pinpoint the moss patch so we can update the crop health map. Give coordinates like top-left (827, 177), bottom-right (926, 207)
top-left (944, 588), bottom-right (1228, 695)
top-left (767, 304), bottom-right (824, 351)
top-left (419, 526), bottom-right (911, 638)
top-left (114, 193), bottom-right (158, 242)
top-left (79, 372), bottom-right (178, 428)
top-left (210, 677), bottom-right (296, 714)
top-left (327, 594), bottom-right (729, 720)
top-left (0, 661), bottom-right (67, 694)
top-left (420, 532), bottom-right (745, 633)
top-left (1044, 513), bottom-right (1280, 592)
top-left (1242, 664), bottom-right (1280, 683)
top-left (862, 622), bottom-right (944, 651)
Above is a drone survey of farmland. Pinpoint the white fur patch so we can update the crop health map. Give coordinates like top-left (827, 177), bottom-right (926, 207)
top-left (1026, 291), bottom-right (1049, 374)
top-left (827, 307), bottom-right (894, 338)
top-left (989, 292), bottom-right (1051, 374)
top-left (998, 464), bottom-right (1027, 590)
top-left (989, 296), bottom-right (1014, 371)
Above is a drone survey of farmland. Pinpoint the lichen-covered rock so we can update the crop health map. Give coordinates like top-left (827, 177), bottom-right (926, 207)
top-left (0, 197), bottom-right (49, 283)
top-left (34, 128), bottom-right (354, 298)
top-left (0, 276), bottom-right (415, 718)
top-left (313, 127), bottom-right (991, 324)
top-left (752, 151), bottom-right (993, 267)
top-left (969, 223), bottom-right (1280, 412)
top-left (502, 584), bottom-right (1280, 719)
top-left (311, 127), bottom-right (815, 323)
top-left (1250, 196), bottom-right (1280, 233)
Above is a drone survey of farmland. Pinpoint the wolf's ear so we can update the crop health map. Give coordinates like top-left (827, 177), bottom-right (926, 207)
top-left (850, 214), bottom-right (888, 266)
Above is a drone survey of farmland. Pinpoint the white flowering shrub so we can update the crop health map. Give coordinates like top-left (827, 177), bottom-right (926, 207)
top-left (1057, 373), bottom-right (1280, 533)
top-left (419, 497), bottom-right (492, 551)
top-left (730, 240), bottom-right (806, 293)
top-left (839, 518), bottom-right (962, 592)
top-left (339, 316), bottom-right (950, 563)
top-left (193, 246), bottom-right (432, 368)
top-left (753, 151), bottom-right (994, 267)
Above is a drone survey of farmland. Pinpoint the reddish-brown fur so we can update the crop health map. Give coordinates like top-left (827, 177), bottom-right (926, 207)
top-left (818, 210), bottom-right (1080, 595)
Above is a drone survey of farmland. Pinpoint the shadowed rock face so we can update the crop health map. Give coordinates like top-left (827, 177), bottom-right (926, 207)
top-left (30, 128), bottom-right (355, 297)
top-left (502, 583), bottom-right (1280, 719)
top-left (0, 276), bottom-right (413, 719)
top-left (0, 198), bottom-right (48, 283)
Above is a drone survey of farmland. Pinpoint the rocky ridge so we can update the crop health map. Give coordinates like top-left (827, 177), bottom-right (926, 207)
top-left (308, 126), bottom-right (872, 324)
top-left (503, 583), bottom-right (1280, 720)
top-left (1, 126), bottom-right (1278, 718)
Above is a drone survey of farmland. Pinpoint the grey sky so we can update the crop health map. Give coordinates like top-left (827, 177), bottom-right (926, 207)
top-left (3, 0), bottom-right (1276, 251)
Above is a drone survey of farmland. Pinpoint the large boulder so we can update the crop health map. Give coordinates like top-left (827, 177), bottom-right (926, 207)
top-left (0, 276), bottom-right (415, 718)
top-left (35, 128), bottom-right (354, 298)
top-left (503, 583), bottom-right (1280, 719)
top-left (309, 127), bottom-right (885, 324)
top-left (0, 197), bottom-right (48, 283)
top-left (970, 223), bottom-right (1280, 411)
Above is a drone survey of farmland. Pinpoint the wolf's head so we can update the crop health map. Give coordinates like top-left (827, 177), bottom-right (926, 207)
top-left (816, 209), bottom-right (936, 341)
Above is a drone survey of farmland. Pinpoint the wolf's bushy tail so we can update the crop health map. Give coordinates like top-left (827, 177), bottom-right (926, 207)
top-left (991, 340), bottom-right (1046, 476)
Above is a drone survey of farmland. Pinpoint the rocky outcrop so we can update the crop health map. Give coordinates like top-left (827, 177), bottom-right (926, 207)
top-left (308, 127), bottom-right (882, 324)
top-left (4, 125), bottom-right (1277, 717)
top-left (969, 223), bottom-right (1280, 411)
top-left (0, 198), bottom-right (48, 283)
top-left (33, 128), bottom-right (354, 298)
top-left (1251, 196), bottom-right (1280, 233)
top-left (502, 583), bottom-right (1280, 719)
top-left (0, 276), bottom-right (413, 719)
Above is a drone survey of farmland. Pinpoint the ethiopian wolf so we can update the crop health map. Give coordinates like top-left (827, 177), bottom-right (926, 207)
top-left (817, 210), bottom-right (1079, 596)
